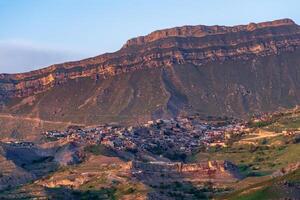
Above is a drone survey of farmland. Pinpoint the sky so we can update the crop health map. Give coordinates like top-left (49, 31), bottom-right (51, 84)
top-left (0, 0), bottom-right (299, 74)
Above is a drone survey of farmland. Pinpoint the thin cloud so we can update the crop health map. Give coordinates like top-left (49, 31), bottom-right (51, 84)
top-left (0, 39), bottom-right (86, 74)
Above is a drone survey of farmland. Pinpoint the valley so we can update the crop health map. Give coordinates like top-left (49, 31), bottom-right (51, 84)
top-left (0, 107), bottom-right (299, 199)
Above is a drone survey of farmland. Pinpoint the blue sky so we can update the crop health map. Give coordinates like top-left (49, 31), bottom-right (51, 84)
top-left (0, 0), bottom-right (299, 73)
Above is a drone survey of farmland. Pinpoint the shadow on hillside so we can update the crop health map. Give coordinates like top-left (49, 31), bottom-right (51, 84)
top-left (3, 146), bottom-right (59, 176)
top-left (0, 186), bottom-right (118, 200)
top-left (44, 187), bottom-right (117, 200)
top-left (0, 143), bottom-right (60, 192)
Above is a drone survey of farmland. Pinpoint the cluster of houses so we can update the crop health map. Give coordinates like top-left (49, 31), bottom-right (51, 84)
top-left (2, 141), bottom-right (35, 147)
top-left (282, 130), bottom-right (300, 136)
top-left (44, 116), bottom-right (247, 155)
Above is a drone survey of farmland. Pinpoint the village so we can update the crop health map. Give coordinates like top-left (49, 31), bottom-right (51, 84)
top-left (43, 116), bottom-right (247, 156)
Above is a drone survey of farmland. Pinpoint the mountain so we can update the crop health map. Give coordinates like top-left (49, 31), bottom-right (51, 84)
top-left (1, 18), bottom-right (300, 136)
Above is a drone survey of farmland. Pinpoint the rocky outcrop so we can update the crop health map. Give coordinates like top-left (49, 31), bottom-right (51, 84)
top-left (123, 18), bottom-right (296, 47)
top-left (131, 160), bottom-right (242, 186)
top-left (132, 160), bottom-right (241, 179)
top-left (132, 160), bottom-right (238, 173)
top-left (1, 19), bottom-right (300, 100)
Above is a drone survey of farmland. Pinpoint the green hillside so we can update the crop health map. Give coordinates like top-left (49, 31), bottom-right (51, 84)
top-left (219, 168), bottom-right (300, 200)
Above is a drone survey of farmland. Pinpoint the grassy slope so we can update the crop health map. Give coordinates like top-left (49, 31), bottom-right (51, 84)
top-left (191, 108), bottom-right (300, 174)
top-left (190, 136), bottom-right (300, 175)
top-left (264, 111), bottom-right (300, 132)
top-left (190, 109), bottom-right (300, 199)
top-left (219, 168), bottom-right (300, 200)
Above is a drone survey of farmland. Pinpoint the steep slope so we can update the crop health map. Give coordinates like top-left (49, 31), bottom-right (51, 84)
top-left (1, 19), bottom-right (300, 135)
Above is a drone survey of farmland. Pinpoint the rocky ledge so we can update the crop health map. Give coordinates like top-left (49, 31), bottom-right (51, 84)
top-left (1, 18), bottom-right (300, 100)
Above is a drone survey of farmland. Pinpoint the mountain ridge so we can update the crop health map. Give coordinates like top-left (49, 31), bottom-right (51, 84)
top-left (122, 18), bottom-right (296, 48)
top-left (1, 18), bottom-right (300, 100)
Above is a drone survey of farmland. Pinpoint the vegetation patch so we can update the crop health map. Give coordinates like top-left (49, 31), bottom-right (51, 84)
top-left (220, 169), bottom-right (300, 200)
top-left (84, 144), bottom-right (117, 157)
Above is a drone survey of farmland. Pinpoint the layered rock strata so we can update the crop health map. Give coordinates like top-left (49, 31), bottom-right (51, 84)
top-left (1, 19), bottom-right (300, 100)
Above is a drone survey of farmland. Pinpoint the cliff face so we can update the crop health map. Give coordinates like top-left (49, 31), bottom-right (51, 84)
top-left (1, 19), bottom-right (300, 131)
top-left (122, 18), bottom-right (297, 47)
top-left (131, 160), bottom-right (237, 174)
top-left (131, 160), bottom-right (242, 184)
top-left (1, 18), bottom-right (300, 100)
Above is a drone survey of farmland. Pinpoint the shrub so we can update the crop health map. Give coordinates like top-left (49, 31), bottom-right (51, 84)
top-left (261, 138), bottom-right (268, 145)
top-left (292, 135), bottom-right (300, 144)
top-left (249, 121), bottom-right (272, 128)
